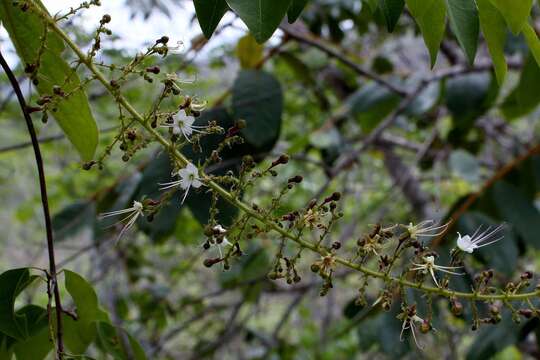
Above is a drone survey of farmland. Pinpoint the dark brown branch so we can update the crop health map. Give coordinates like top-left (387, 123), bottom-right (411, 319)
top-left (0, 49), bottom-right (64, 358)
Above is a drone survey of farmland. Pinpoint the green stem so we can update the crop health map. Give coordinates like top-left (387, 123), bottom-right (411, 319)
top-left (36, 4), bottom-right (540, 303)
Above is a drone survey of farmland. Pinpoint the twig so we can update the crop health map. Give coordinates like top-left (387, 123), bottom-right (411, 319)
top-left (0, 48), bottom-right (64, 359)
top-left (432, 143), bottom-right (540, 247)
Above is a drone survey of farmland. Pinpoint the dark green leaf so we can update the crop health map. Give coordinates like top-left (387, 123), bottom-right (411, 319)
top-left (346, 82), bottom-right (400, 132)
top-left (12, 309), bottom-right (51, 360)
top-left (492, 181), bottom-right (540, 249)
top-left (445, 0), bottom-right (479, 64)
top-left (232, 70), bottom-right (283, 150)
top-left (466, 316), bottom-right (518, 360)
top-left (444, 72), bottom-right (495, 125)
top-left (379, 0), bottom-right (404, 32)
top-left (0, 268), bottom-right (39, 340)
top-left (287, 0), bottom-right (308, 23)
top-left (225, 0), bottom-right (292, 43)
top-left (52, 201), bottom-right (96, 242)
top-left (194, 0), bottom-right (229, 39)
top-left (523, 23), bottom-right (540, 66)
top-left (501, 54), bottom-right (540, 119)
top-left (0, 1), bottom-right (98, 161)
top-left (96, 321), bottom-right (147, 360)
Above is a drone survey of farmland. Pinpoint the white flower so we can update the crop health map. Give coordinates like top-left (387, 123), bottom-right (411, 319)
top-left (457, 224), bottom-right (505, 253)
top-left (161, 113), bottom-right (207, 141)
top-left (410, 255), bottom-right (463, 287)
top-left (406, 220), bottom-right (449, 240)
top-left (400, 312), bottom-right (425, 349)
top-left (100, 200), bottom-right (144, 242)
top-left (159, 162), bottom-right (203, 203)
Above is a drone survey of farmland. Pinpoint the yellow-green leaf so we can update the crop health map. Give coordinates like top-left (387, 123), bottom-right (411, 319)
top-left (236, 34), bottom-right (264, 68)
top-left (523, 23), bottom-right (540, 66)
top-left (406, 0), bottom-right (446, 67)
top-left (490, 0), bottom-right (532, 35)
top-left (0, 1), bottom-right (98, 161)
top-left (477, 0), bottom-right (507, 84)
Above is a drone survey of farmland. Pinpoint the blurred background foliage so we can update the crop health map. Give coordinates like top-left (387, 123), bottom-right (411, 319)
top-left (1, 0), bottom-right (540, 358)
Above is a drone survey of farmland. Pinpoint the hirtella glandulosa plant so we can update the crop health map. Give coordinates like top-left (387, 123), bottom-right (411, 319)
top-left (1, 0), bottom-right (540, 359)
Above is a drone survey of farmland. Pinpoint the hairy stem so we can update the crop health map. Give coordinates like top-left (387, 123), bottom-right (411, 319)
top-left (0, 49), bottom-right (64, 359)
top-left (34, 4), bottom-right (540, 303)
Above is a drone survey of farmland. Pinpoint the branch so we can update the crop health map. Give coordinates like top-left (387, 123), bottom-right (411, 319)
top-left (0, 48), bottom-right (64, 359)
top-left (34, 5), bottom-right (540, 303)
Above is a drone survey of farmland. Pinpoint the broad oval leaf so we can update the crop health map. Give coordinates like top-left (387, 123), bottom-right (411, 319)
top-left (445, 0), bottom-right (479, 64)
top-left (489, 0), bottom-right (533, 35)
top-left (0, 1), bottom-right (99, 161)
top-left (406, 0), bottom-right (446, 67)
top-left (232, 70), bottom-right (283, 149)
top-left (379, 0), bottom-right (405, 32)
top-left (477, 0), bottom-right (507, 84)
top-left (194, 0), bottom-right (229, 39)
top-left (225, 0), bottom-right (292, 43)
top-left (287, 0), bottom-right (308, 23)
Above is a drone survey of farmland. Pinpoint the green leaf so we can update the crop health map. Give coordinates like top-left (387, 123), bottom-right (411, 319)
top-left (406, 0), bottom-right (446, 66)
top-left (96, 322), bottom-right (147, 360)
top-left (0, 1), bottom-right (98, 161)
top-left (489, 0), bottom-right (532, 35)
top-left (523, 23), bottom-right (540, 66)
top-left (225, 0), bottom-right (292, 43)
top-left (194, 0), bottom-right (229, 39)
top-left (346, 82), bottom-right (401, 132)
top-left (287, 0), bottom-right (308, 23)
top-left (466, 316), bottom-right (518, 360)
top-left (52, 201), bottom-right (96, 242)
top-left (232, 70), bottom-right (283, 149)
top-left (444, 72), bottom-right (496, 125)
top-left (445, 0), bottom-right (479, 64)
top-left (477, 0), bottom-right (507, 84)
top-left (235, 34), bottom-right (264, 68)
top-left (379, 0), bottom-right (404, 32)
top-left (0, 268), bottom-right (39, 340)
top-left (501, 54), bottom-right (540, 119)
top-left (492, 181), bottom-right (540, 249)
top-left (12, 308), bottom-right (52, 360)
top-left (64, 270), bottom-right (109, 353)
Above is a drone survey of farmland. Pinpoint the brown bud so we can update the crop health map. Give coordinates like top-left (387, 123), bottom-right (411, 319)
top-left (310, 263), bottom-right (320, 273)
top-left (519, 309), bottom-right (534, 318)
top-left (101, 14), bottom-right (111, 23)
top-left (288, 175), bottom-right (303, 184)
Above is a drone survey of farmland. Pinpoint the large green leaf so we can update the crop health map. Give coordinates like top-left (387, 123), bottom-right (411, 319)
top-left (225, 0), bottom-right (292, 43)
top-left (96, 322), bottom-right (147, 360)
top-left (12, 307), bottom-right (52, 360)
top-left (501, 54), bottom-right (540, 119)
top-left (287, 0), bottom-right (308, 23)
top-left (346, 82), bottom-right (401, 132)
top-left (492, 181), bottom-right (540, 249)
top-left (444, 72), bottom-right (495, 125)
top-left (379, 0), bottom-right (404, 32)
top-left (64, 270), bottom-right (109, 354)
top-left (406, 0), bottom-right (446, 67)
top-left (0, 1), bottom-right (98, 161)
top-left (232, 70), bottom-right (283, 149)
top-left (52, 201), bottom-right (96, 242)
top-left (236, 34), bottom-right (264, 68)
top-left (0, 269), bottom-right (39, 340)
top-left (477, 0), bottom-right (507, 84)
top-left (489, 0), bottom-right (533, 35)
top-left (445, 0), bottom-right (479, 64)
top-left (523, 23), bottom-right (540, 66)
top-left (194, 0), bottom-right (229, 39)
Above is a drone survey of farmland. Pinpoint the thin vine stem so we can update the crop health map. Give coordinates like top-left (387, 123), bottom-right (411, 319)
top-left (0, 48), bottom-right (64, 359)
top-left (33, 3), bottom-right (540, 303)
